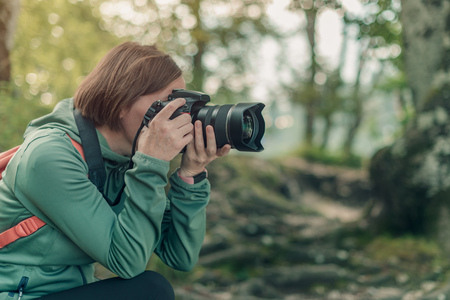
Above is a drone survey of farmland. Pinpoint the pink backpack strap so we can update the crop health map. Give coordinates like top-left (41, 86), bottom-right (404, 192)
top-left (0, 135), bottom-right (85, 249)
top-left (0, 145), bottom-right (21, 180)
top-left (0, 216), bottom-right (46, 249)
top-left (68, 135), bottom-right (85, 161)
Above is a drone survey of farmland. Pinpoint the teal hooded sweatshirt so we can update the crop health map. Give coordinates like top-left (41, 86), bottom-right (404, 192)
top-left (0, 99), bottom-right (210, 299)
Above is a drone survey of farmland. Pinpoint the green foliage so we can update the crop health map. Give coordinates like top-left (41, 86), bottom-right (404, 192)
top-left (292, 145), bottom-right (364, 169)
top-left (11, 0), bottom-right (123, 103)
top-left (96, 0), bottom-right (275, 103)
top-left (347, 0), bottom-right (403, 69)
top-left (377, 72), bottom-right (416, 129)
top-left (283, 0), bottom-right (404, 158)
top-left (1, 0), bottom-right (122, 150)
top-left (364, 235), bottom-right (445, 273)
top-left (0, 83), bottom-right (51, 151)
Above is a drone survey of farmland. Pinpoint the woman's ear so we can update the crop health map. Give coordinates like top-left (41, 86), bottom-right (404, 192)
top-left (119, 107), bottom-right (127, 119)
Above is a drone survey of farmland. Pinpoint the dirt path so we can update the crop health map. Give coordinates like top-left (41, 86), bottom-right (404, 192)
top-left (301, 190), bottom-right (363, 223)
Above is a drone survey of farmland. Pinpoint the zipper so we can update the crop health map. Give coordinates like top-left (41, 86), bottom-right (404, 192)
top-left (9, 276), bottom-right (28, 300)
top-left (18, 287), bottom-right (23, 300)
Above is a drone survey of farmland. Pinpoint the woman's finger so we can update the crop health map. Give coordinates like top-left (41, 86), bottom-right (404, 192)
top-left (192, 120), bottom-right (205, 154)
top-left (204, 125), bottom-right (217, 156)
top-left (217, 144), bottom-right (231, 157)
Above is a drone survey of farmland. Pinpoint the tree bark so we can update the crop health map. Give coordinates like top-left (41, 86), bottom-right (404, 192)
top-left (369, 0), bottom-right (450, 246)
top-left (0, 0), bottom-right (20, 82)
top-left (304, 8), bottom-right (318, 147)
top-left (189, 0), bottom-right (206, 91)
top-left (342, 45), bottom-right (365, 159)
top-left (400, 0), bottom-right (449, 111)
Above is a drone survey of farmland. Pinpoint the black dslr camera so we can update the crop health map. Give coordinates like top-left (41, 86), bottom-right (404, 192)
top-left (143, 89), bottom-right (265, 152)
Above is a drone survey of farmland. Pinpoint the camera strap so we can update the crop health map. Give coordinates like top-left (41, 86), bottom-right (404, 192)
top-left (73, 109), bottom-right (123, 206)
top-left (129, 122), bottom-right (145, 170)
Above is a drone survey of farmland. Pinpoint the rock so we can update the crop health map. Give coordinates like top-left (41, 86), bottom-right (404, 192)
top-left (236, 278), bottom-right (282, 299)
top-left (198, 244), bottom-right (261, 267)
top-left (263, 264), bottom-right (352, 291)
top-left (280, 157), bottom-right (372, 206)
top-left (170, 155), bottom-right (449, 300)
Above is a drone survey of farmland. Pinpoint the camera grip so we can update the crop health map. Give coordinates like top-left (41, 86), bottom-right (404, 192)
top-left (143, 100), bottom-right (191, 127)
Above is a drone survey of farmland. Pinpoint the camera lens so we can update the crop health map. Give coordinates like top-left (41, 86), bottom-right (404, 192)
top-left (193, 102), bottom-right (265, 152)
top-left (242, 113), bottom-right (254, 142)
top-left (164, 89), bottom-right (265, 152)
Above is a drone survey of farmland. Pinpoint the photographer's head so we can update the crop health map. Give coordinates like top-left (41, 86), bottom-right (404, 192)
top-left (72, 41), bottom-right (263, 158)
top-left (74, 42), bottom-right (182, 132)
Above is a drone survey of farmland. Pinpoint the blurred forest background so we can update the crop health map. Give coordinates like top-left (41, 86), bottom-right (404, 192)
top-left (0, 0), bottom-right (405, 159)
top-left (2, 0), bottom-right (450, 299)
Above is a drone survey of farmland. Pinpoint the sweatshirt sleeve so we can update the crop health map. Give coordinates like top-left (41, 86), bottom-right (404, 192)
top-left (14, 132), bottom-right (171, 279)
top-left (154, 170), bottom-right (210, 271)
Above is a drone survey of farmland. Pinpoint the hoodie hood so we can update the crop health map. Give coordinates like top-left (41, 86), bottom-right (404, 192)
top-left (25, 98), bottom-right (79, 142)
top-left (24, 98), bottom-right (129, 164)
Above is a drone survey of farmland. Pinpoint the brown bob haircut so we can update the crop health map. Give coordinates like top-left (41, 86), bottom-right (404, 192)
top-left (74, 41), bottom-right (182, 131)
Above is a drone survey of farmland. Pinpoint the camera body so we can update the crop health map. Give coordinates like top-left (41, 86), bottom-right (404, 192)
top-left (143, 89), bottom-right (211, 125)
top-left (143, 89), bottom-right (265, 152)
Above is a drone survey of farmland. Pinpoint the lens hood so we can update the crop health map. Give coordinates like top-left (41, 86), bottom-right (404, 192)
top-left (228, 103), bottom-right (265, 151)
top-left (194, 102), bottom-right (265, 152)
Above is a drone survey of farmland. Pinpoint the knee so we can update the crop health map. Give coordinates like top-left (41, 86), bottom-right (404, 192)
top-left (135, 271), bottom-right (175, 300)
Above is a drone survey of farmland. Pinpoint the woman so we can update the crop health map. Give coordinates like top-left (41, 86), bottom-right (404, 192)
top-left (0, 41), bottom-right (230, 299)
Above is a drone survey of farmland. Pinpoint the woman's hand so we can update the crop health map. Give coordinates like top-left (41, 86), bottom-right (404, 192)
top-left (179, 120), bottom-right (231, 178)
top-left (137, 98), bottom-right (194, 161)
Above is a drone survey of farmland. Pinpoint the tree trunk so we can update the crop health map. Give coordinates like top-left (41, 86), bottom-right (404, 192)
top-left (401, 0), bottom-right (448, 111)
top-left (0, 0), bottom-right (20, 82)
top-left (320, 115), bottom-right (331, 150)
top-left (189, 0), bottom-right (206, 91)
top-left (369, 0), bottom-right (450, 247)
top-left (304, 8), bottom-right (318, 147)
top-left (342, 47), bottom-right (364, 159)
